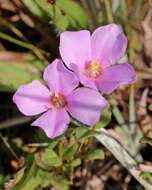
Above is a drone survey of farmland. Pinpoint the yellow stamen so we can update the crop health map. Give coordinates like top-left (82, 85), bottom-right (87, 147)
top-left (90, 61), bottom-right (100, 70)
top-left (54, 93), bottom-right (59, 97)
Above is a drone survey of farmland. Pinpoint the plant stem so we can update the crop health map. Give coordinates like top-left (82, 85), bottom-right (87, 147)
top-left (88, 0), bottom-right (99, 26)
top-left (129, 84), bottom-right (136, 132)
top-left (0, 18), bottom-right (27, 41)
top-left (80, 0), bottom-right (97, 30)
top-left (104, 0), bottom-right (114, 23)
top-left (0, 133), bottom-right (19, 161)
top-left (0, 32), bottom-right (49, 66)
top-left (59, 141), bottom-right (63, 161)
top-left (82, 125), bottom-right (96, 153)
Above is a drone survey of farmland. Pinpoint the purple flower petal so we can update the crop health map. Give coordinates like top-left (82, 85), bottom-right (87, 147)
top-left (60, 30), bottom-right (91, 70)
top-left (95, 63), bottom-right (136, 94)
top-left (67, 88), bottom-right (107, 126)
top-left (70, 63), bottom-right (97, 90)
top-left (44, 59), bottom-right (79, 95)
top-left (13, 80), bottom-right (51, 116)
top-left (91, 24), bottom-right (127, 68)
top-left (31, 109), bottom-right (70, 139)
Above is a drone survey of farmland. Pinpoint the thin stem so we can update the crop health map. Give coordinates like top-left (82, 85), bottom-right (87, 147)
top-left (129, 84), bottom-right (136, 132)
top-left (0, 133), bottom-right (19, 161)
top-left (110, 100), bottom-right (129, 132)
top-left (80, 0), bottom-right (97, 30)
top-left (104, 0), bottom-right (114, 23)
top-left (120, 0), bottom-right (128, 19)
top-left (110, 100), bottom-right (137, 156)
top-left (82, 125), bottom-right (96, 153)
top-left (0, 17), bottom-right (27, 41)
top-left (88, 0), bottom-right (99, 26)
top-left (0, 32), bottom-right (49, 66)
top-left (59, 141), bottom-right (63, 161)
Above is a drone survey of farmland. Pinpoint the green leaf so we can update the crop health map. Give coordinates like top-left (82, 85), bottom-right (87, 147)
top-left (34, 0), bottom-right (89, 30)
top-left (41, 148), bottom-right (62, 166)
top-left (64, 165), bottom-right (73, 180)
top-left (21, 0), bottom-right (50, 23)
top-left (17, 168), bottom-right (44, 190)
top-left (71, 158), bottom-right (81, 167)
top-left (120, 0), bottom-right (128, 18)
top-left (140, 137), bottom-right (152, 146)
top-left (81, 149), bottom-right (105, 161)
top-left (76, 127), bottom-right (100, 140)
top-left (63, 143), bottom-right (78, 160)
top-left (142, 172), bottom-right (152, 184)
top-left (50, 173), bottom-right (69, 190)
top-left (149, 104), bottom-right (152, 111)
top-left (96, 128), bottom-right (152, 190)
top-left (0, 53), bottom-right (42, 92)
top-left (14, 167), bottom-right (26, 185)
top-left (14, 154), bottom-right (36, 190)
top-left (95, 103), bottom-right (111, 129)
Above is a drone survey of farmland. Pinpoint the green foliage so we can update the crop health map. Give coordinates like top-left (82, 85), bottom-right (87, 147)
top-left (0, 54), bottom-right (43, 92)
top-left (13, 154), bottom-right (36, 190)
top-left (81, 149), bottom-right (105, 161)
top-left (140, 137), bottom-right (152, 146)
top-left (76, 126), bottom-right (100, 139)
top-left (95, 103), bottom-right (111, 129)
top-left (149, 104), bottom-right (152, 111)
top-left (63, 143), bottom-right (78, 161)
top-left (50, 173), bottom-right (69, 190)
top-left (10, 123), bottom-right (106, 189)
top-left (0, 174), bottom-right (10, 189)
top-left (2, 0), bottom-right (149, 189)
top-left (34, 0), bottom-right (89, 30)
top-left (21, 0), bottom-right (50, 23)
top-left (142, 172), bottom-right (152, 184)
top-left (41, 148), bottom-right (62, 167)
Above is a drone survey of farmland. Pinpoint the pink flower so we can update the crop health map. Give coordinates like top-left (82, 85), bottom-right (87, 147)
top-left (13, 59), bottom-right (107, 139)
top-left (60, 24), bottom-right (136, 94)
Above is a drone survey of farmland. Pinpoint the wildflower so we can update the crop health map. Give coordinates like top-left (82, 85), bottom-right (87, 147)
top-left (60, 24), bottom-right (136, 94)
top-left (13, 59), bottom-right (107, 139)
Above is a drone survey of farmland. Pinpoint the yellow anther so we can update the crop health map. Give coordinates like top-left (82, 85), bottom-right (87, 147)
top-left (54, 93), bottom-right (59, 97)
top-left (90, 61), bottom-right (100, 70)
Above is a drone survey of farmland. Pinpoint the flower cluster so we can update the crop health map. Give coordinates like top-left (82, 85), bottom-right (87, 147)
top-left (13, 24), bottom-right (136, 139)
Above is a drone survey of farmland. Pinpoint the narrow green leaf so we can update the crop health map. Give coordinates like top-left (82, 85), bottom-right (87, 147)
top-left (0, 54), bottom-right (42, 92)
top-left (96, 128), bottom-right (152, 190)
top-left (120, 0), bottom-right (128, 18)
top-left (18, 168), bottom-right (44, 190)
top-left (14, 154), bottom-right (36, 190)
top-left (21, 0), bottom-right (50, 23)
top-left (104, 0), bottom-right (114, 23)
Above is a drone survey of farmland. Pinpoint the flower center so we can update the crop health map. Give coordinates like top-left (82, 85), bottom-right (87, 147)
top-left (51, 93), bottom-right (67, 109)
top-left (85, 61), bottom-right (103, 79)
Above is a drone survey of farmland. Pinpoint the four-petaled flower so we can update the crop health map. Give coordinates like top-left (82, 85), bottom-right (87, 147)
top-left (60, 24), bottom-right (136, 94)
top-left (13, 59), bottom-right (107, 139)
